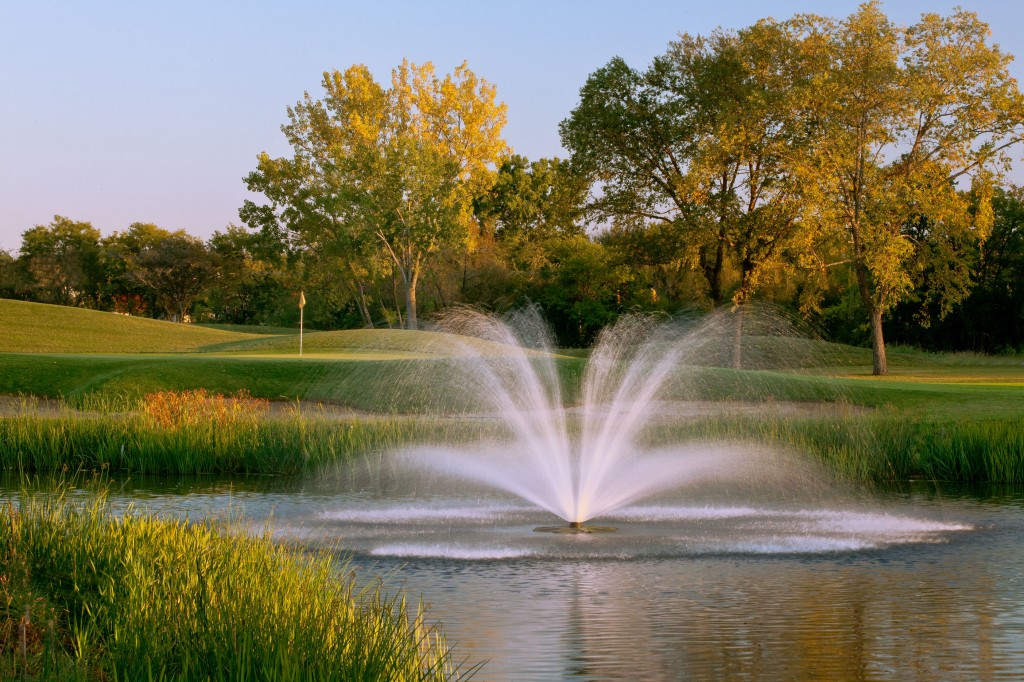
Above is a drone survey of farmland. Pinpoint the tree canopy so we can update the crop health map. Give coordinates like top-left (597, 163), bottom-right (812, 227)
top-left (244, 60), bottom-right (509, 329)
top-left (774, 2), bottom-right (1024, 373)
top-left (562, 1), bottom-right (1024, 372)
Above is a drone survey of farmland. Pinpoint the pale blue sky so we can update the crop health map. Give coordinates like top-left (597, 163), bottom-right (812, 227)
top-left (2, 1), bottom-right (1023, 251)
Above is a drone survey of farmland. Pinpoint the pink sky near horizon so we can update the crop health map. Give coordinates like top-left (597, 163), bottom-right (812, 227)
top-left (2, 0), bottom-right (1023, 253)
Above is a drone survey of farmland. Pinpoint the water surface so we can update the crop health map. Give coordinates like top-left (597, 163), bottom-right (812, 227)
top-left (10, 474), bottom-right (1022, 680)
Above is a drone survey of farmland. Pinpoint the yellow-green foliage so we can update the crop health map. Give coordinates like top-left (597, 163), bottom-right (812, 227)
top-left (1, 492), bottom-right (464, 680)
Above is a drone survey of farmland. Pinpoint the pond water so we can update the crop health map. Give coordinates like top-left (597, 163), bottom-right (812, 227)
top-left (14, 465), bottom-right (1024, 682)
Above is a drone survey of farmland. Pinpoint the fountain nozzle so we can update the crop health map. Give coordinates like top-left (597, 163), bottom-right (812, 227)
top-left (534, 522), bottom-right (618, 534)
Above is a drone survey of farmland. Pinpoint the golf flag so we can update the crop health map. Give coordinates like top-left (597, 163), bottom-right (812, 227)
top-left (298, 291), bottom-right (305, 356)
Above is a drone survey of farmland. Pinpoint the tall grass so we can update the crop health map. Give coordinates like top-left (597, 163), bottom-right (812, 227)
top-left (652, 415), bottom-right (1024, 483)
top-left (2, 393), bottom-right (1021, 483)
top-left (1, 491), bottom-right (468, 680)
top-left (0, 397), bottom-right (479, 476)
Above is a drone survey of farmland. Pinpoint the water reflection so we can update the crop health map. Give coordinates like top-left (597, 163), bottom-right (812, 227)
top-left (3, 475), bottom-right (1023, 680)
top-left (382, 535), bottom-right (1022, 681)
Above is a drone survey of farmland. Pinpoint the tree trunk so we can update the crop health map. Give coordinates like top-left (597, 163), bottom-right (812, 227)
top-left (404, 267), bottom-right (419, 330)
top-left (853, 257), bottom-right (888, 376)
top-left (346, 262), bottom-right (374, 329)
top-left (851, 232), bottom-right (892, 376)
top-left (869, 307), bottom-right (887, 376)
top-left (732, 304), bottom-right (744, 370)
top-left (354, 280), bottom-right (374, 329)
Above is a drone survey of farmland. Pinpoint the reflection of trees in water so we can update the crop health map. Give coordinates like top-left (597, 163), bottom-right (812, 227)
top-left (552, 559), bottom-right (1004, 681)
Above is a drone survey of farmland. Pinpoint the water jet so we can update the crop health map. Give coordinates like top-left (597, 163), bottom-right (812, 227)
top-left (407, 306), bottom-right (763, 527)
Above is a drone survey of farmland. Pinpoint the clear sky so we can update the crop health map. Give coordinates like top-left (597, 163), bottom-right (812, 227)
top-left (2, 0), bottom-right (1023, 252)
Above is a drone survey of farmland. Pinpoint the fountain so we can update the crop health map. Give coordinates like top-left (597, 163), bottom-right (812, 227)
top-left (404, 306), bottom-right (805, 531)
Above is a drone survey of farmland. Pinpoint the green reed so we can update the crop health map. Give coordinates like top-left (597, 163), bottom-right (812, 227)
top-left (0, 490), bottom-right (470, 681)
top-left (651, 414), bottom-right (1024, 483)
top-left (2, 396), bottom-right (1020, 483)
top-left (0, 403), bottom-right (477, 476)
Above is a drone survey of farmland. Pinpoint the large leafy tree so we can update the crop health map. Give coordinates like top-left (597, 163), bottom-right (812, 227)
top-left (245, 60), bottom-right (508, 329)
top-left (559, 56), bottom-right (695, 287)
top-left (0, 249), bottom-right (17, 299)
top-left (560, 26), bottom-right (809, 312)
top-left (887, 185), bottom-right (1024, 352)
top-left (17, 216), bottom-right (102, 306)
top-left (790, 2), bottom-right (1024, 374)
top-left (475, 155), bottom-right (587, 242)
top-left (100, 222), bottom-right (174, 315)
top-left (207, 224), bottom-right (294, 325)
top-left (129, 231), bottom-right (214, 322)
top-left (561, 28), bottom-right (817, 367)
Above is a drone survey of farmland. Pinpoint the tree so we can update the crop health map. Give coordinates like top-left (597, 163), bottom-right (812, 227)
top-left (529, 236), bottom-right (631, 347)
top-left (245, 60), bottom-right (509, 329)
top-left (475, 155), bottom-right (587, 242)
top-left (100, 222), bottom-right (174, 315)
top-left (207, 224), bottom-right (294, 325)
top-left (559, 56), bottom-right (695, 278)
top-left (791, 2), bottom-right (1024, 374)
top-left (473, 155), bottom-right (589, 294)
top-left (887, 184), bottom-right (1024, 352)
top-left (16, 216), bottom-right (102, 306)
top-left (0, 249), bottom-right (17, 299)
top-left (130, 231), bottom-right (214, 322)
top-left (560, 27), bottom-right (813, 335)
top-left (561, 28), bottom-right (816, 365)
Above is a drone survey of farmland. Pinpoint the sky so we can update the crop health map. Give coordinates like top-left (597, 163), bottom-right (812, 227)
top-left (2, 0), bottom-right (1024, 252)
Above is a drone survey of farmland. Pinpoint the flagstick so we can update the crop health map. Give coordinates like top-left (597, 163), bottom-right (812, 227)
top-left (299, 303), bottom-right (304, 356)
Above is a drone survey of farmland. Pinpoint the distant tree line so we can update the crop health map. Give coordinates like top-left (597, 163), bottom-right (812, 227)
top-left (2, 3), bottom-right (1023, 369)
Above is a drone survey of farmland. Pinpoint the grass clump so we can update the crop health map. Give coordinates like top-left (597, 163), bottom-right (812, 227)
top-left (0, 491), bottom-right (468, 681)
top-left (142, 389), bottom-right (270, 428)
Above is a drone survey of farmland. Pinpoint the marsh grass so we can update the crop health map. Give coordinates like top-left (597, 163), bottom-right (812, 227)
top-left (0, 490), bottom-right (467, 680)
top-left (3, 398), bottom-right (1020, 483)
top-left (651, 414), bottom-right (1024, 483)
top-left (0, 398), bottom-right (468, 476)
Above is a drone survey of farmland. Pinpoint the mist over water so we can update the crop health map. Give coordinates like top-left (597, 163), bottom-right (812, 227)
top-left (402, 306), bottom-right (844, 525)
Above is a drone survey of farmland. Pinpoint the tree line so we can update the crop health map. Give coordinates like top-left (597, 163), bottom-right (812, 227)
top-left (2, 3), bottom-right (1024, 372)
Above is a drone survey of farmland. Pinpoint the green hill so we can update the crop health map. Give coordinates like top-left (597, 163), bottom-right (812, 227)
top-left (0, 299), bottom-right (272, 353)
top-left (196, 327), bottom-right (535, 358)
top-left (0, 299), bottom-right (562, 359)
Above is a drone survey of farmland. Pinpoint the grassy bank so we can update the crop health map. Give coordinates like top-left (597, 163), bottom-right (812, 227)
top-left (0, 352), bottom-right (588, 413)
top-left (0, 299), bottom-right (272, 354)
top-left (0, 491), bottom-right (466, 681)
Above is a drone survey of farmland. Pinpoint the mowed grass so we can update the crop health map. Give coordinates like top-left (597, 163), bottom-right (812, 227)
top-left (0, 353), bottom-right (586, 413)
top-left (197, 322), bottom-right (300, 335)
top-left (0, 299), bottom-right (540, 359)
top-left (1, 341), bottom-right (1022, 420)
top-left (0, 298), bottom-right (273, 353)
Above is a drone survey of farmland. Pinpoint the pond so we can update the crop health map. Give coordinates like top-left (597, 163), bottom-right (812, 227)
top-left (18, 468), bottom-right (1024, 681)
